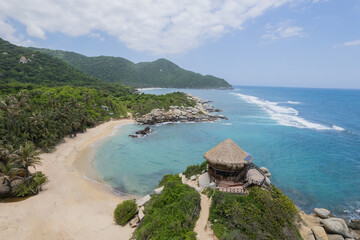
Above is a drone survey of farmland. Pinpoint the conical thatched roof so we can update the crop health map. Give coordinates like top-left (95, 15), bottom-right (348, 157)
top-left (204, 138), bottom-right (253, 170)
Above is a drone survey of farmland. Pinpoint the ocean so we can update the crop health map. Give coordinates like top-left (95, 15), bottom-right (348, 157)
top-left (93, 86), bottom-right (360, 219)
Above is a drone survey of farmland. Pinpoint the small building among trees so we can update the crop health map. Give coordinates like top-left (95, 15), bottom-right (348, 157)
top-left (204, 138), bottom-right (253, 182)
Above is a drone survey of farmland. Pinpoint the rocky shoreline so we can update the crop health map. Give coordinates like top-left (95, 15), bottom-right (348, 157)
top-left (135, 94), bottom-right (228, 125)
top-left (299, 208), bottom-right (360, 240)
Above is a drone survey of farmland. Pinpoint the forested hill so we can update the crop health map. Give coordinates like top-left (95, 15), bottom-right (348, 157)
top-left (0, 38), bottom-right (101, 87)
top-left (30, 48), bottom-right (233, 89)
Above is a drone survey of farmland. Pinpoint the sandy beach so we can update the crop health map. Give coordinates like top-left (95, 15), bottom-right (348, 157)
top-left (0, 119), bottom-right (136, 240)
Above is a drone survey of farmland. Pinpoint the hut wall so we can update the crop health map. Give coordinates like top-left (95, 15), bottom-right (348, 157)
top-left (208, 164), bottom-right (243, 181)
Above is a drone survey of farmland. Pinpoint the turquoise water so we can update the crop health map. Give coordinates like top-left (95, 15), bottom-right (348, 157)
top-left (94, 86), bottom-right (360, 219)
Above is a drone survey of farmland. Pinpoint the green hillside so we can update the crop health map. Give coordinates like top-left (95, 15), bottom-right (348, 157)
top-left (0, 39), bottom-right (101, 87)
top-left (31, 48), bottom-right (232, 89)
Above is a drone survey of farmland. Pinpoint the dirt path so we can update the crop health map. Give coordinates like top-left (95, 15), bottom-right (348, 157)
top-left (194, 193), bottom-right (217, 240)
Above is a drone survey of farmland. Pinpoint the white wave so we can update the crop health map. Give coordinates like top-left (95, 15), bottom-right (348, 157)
top-left (232, 93), bottom-right (344, 131)
top-left (222, 123), bottom-right (233, 125)
top-left (286, 101), bottom-right (301, 105)
top-left (332, 125), bottom-right (345, 131)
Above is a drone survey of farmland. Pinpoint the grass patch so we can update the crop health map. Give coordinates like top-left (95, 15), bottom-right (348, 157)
top-left (183, 160), bottom-right (207, 178)
top-left (209, 185), bottom-right (302, 240)
top-left (132, 175), bottom-right (201, 240)
top-left (114, 200), bottom-right (138, 226)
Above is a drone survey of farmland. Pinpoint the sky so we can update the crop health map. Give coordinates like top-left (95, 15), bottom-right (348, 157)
top-left (0, 0), bottom-right (359, 89)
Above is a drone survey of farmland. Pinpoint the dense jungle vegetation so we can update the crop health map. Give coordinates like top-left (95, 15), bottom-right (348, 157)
top-left (208, 186), bottom-right (302, 240)
top-left (132, 175), bottom-right (201, 240)
top-left (0, 38), bottom-right (195, 198)
top-left (31, 48), bottom-right (232, 89)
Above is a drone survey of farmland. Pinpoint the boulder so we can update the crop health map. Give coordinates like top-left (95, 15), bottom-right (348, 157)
top-left (138, 208), bottom-right (145, 221)
top-left (209, 182), bottom-right (216, 189)
top-left (190, 175), bottom-right (196, 181)
top-left (181, 175), bottom-right (186, 184)
top-left (129, 216), bottom-right (139, 228)
top-left (218, 115), bottom-right (228, 120)
top-left (198, 172), bottom-right (210, 188)
top-left (312, 226), bottom-right (329, 240)
top-left (321, 218), bottom-right (351, 238)
top-left (154, 186), bottom-right (164, 195)
top-left (315, 208), bottom-right (331, 219)
top-left (259, 167), bottom-right (269, 173)
top-left (348, 219), bottom-right (360, 230)
top-left (264, 177), bottom-right (271, 186)
top-left (0, 177), bottom-right (11, 196)
top-left (327, 234), bottom-right (344, 240)
top-left (136, 195), bottom-right (151, 207)
top-left (300, 225), bottom-right (315, 240)
top-left (195, 186), bottom-right (204, 192)
top-left (265, 172), bottom-right (272, 178)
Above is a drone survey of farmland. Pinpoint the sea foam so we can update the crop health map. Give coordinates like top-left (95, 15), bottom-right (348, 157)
top-left (232, 93), bottom-right (344, 131)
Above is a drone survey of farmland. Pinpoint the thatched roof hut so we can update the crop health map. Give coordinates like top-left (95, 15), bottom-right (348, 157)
top-left (204, 138), bottom-right (253, 171)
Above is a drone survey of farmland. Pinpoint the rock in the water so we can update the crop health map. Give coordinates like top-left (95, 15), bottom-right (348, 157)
top-left (129, 216), bottom-right (139, 228)
top-left (190, 175), bottom-right (196, 181)
top-left (321, 218), bottom-right (351, 238)
top-left (198, 172), bottom-right (210, 188)
top-left (130, 126), bottom-right (154, 138)
top-left (312, 226), bottom-right (329, 240)
top-left (259, 167), bottom-right (269, 174)
top-left (348, 219), bottom-right (360, 230)
top-left (0, 177), bottom-right (11, 196)
top-left (136, 195), bottom-right (151, 207)
top-left (138, 208), bottom-right (145, 221)
top-left (327, 234), bottom-right (344, 240)
top-left (300, 225), bottom-right (315, 240)
top-left (154, 186), bottom-right (164, 195)
top-left (315, 208), bottom-right (331, 219)
top-left (209, 182), bottom-right (216, 189)
top-left (218, 115), bottom-right (228, 120)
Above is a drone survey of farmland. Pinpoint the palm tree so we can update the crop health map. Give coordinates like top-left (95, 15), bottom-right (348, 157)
top-left (13, 142), bottom-right (41, 176)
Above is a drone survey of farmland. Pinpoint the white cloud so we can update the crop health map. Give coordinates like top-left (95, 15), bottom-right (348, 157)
top-left (343, 39), bottom-right (360, 46)
top-left (0, 18), bottom-right (33, 46)
top-left (0, 0), bottom-right (291, 54)
top-left (262, 21), bottom-right (304, 41)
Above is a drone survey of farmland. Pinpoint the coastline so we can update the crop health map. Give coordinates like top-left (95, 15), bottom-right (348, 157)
top-left (0, 119), bottom-right (136, 240)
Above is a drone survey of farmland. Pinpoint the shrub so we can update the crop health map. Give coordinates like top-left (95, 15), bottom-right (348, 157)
top-left (209, 185), bottom-right (301, 240)
top-left (132, 175), bottom-right (200, 240)
top-left (13, 171), bottom-right (48, 197)
top-left (114, 200), bottom-right (138, 226)
top-left (183, 160), bottom-right (207, 178)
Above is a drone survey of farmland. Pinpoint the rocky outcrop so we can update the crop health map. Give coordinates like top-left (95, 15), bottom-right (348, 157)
top-left (312, 226), bottom-right (328, 240)
top-left (326, 234), bottom-right (344, 240)
top-left (0, 177), bottom-right (24, 197)
top-left (0, 177), bottom-right (11, 196)
top-left (300, 209), bottom-right (360, 240)
top-left (321, 218), bottom-right (352, 238)
top-left (129, 126), bottom-right (154, 138)
top-left (198, 172), bottom-right (210, 188)
top-left (136, 195), bottom-right (151, 207)
top-left (300, 225), bottom-right (316, 240)
top-left (19, 56), bottom-right (28, 63)
top-left (135, 94), bottom-right (227, 125)
top-left (349, 219), bottom-right (360, 230)
top-left (315, 208), bottom-right (331, 219)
